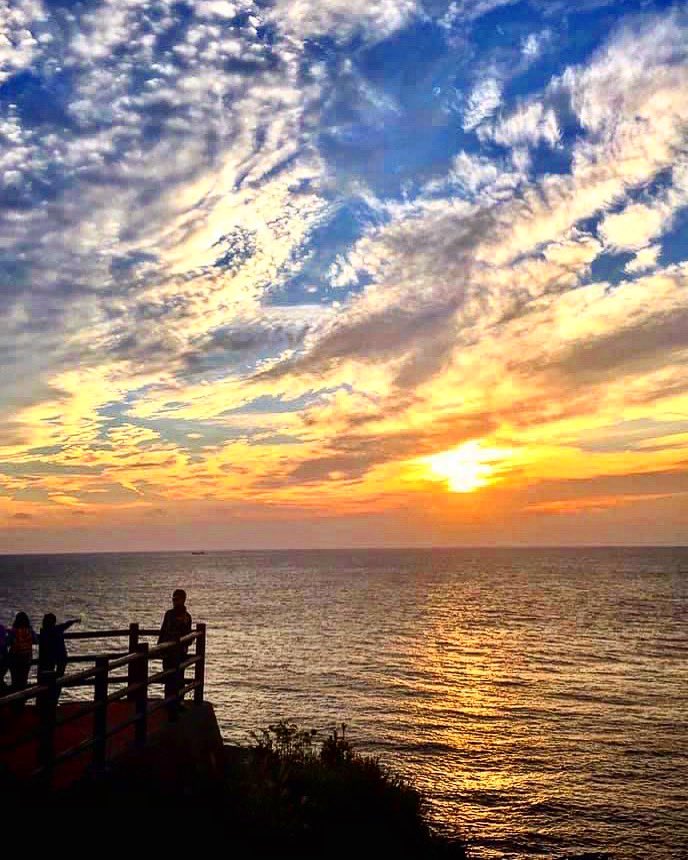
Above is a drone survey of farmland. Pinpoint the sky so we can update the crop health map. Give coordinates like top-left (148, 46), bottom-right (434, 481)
top-left (0, 0), bottom-right (687, 551)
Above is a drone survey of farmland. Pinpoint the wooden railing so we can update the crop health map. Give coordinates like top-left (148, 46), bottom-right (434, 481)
top-left (0, 622), bottom-right (206, 784)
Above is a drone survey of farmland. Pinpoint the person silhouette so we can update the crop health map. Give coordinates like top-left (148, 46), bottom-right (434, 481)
top-left (158, 589), bottom-right (192, 709)
top-left (0, 622), bottom-right (8, 692)
top-left (7, 613), bottom-right (38, 703)
top-left (38, 614), bottom-right (81, 691)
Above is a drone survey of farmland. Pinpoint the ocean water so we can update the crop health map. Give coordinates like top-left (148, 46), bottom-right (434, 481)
top-left (0, 547), bottom-right (686, 858)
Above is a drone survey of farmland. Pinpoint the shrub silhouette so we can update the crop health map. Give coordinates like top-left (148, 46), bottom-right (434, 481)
top-left (222, 719), bottom-right (467, 858)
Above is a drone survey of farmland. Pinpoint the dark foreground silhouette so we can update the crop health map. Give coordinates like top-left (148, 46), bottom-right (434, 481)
top-left (4, 718), bottom-right (466, 857)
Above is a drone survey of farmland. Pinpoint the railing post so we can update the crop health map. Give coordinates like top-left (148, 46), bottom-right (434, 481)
top-left (127, 623), bottom-right (139, 702)
top-left (167, 640), bottom-right (182, 722)
top-left (37, 670), bottom-right (58, 777)
top-left (134, 642), bottom-right (149, 746)
top-left (93, 656), bottom-right (109, 770)
top-left (194, 623), bottom-right (206, 706)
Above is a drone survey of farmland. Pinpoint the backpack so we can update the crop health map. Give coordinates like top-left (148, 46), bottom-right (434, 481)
top-left (10, 627), bottom-right (33, 658)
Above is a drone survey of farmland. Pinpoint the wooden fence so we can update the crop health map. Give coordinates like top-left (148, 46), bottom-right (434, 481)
top-left (0, 622), bottom-right (206, 781)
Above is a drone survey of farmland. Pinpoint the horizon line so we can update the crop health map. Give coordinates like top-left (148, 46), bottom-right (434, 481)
top-left (1, 543), bottom-right (687, 557)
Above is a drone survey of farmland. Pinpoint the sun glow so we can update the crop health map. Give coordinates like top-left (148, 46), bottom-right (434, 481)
top-left (422, 441), bottom-right (512, 493)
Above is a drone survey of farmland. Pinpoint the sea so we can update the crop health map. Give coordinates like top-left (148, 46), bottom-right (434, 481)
top-left (0, 546), bottom-right (686, 858)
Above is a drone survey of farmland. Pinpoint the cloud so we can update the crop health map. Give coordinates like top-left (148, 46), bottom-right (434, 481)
top-left (0, 0), bottom-right (331, 413)
top-left (463, 76), bottom-right (502, 131)
top-left (599, 203), bottom-right (668, 252)
top-left (521, 468), bottom-right (688, 512)
top-left (484, 100), bottom-right (560, 148)
top-left (284, 12), bottom-right (688, 389)
top-left (524, 492), bottom-right (679, 515)
top-left (424, 150), bottom-right (525, 201)
top-left (260, 410), bottom-right (497, 487)
top-left (521, 30), bottom-right (552, 60)
top-left (258, 201), bottom-right (497, 386)
top-left (270, 0), bottom-right (418, 42)
top-left (515, 266), bottom-right (688, 386)
top-left (599, 160), bottom-right (688, 253)
top-left (542, 230), bottom-right (602, 269)
top-left (251, 0), bottom-right (688, 491)
top-left (0, 0), bottom-right (42, 85)
top-left (625, 244), bottom-right (661, 274)
top-left (439, 0), bottom-right (519, 30)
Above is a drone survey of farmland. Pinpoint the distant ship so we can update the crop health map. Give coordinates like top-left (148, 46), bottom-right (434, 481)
top-left (191, 551), bottom-right (206, 555)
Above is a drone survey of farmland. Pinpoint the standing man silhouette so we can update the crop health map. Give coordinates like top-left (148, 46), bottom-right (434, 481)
top-left (158, 589), bottom-right (192, 710)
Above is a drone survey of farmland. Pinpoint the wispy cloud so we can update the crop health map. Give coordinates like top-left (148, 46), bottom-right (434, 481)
top-left (463, 76), bottom-right (502, 131)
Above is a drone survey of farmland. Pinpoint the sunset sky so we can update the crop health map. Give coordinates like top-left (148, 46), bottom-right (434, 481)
top-left (1, 0), bottom-right (687, 551)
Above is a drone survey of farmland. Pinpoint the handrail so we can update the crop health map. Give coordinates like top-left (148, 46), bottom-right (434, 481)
top-left (62, 627), bottom-right (162, 640)
top-left (63, 630), bottom-right (133, 640)
top-left (0, 621), bottom-right (207, 785)
top-left (0, 681), bottom-right (49, 706)
top-left (1, 624), bottom-right (204, 703)
top-left (25, 627), bottom-right (202, 670)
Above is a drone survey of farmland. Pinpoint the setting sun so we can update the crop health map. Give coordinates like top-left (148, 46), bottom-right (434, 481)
top-left (422, 441), bottom-right (512, 493)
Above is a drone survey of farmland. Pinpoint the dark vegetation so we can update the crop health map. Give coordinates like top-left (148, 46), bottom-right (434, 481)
top-left (2, 716), bottom-right (467, 856)
top-left (220, 721), bottom-right (467, 857)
